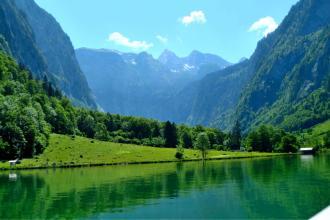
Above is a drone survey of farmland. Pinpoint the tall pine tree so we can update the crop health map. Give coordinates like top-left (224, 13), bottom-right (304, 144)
top-left (229, 120), bottom-right (241, 150)
top-left (164, 121), bottom-right (178, 148)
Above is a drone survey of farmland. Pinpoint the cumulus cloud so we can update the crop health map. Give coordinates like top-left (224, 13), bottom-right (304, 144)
top-left (180, 10), bottom-right (206, 26)
top-left (108, 32), bottom-right (153, 50)
top-left (248, 16), bottom-right (278, 37)
top-left (156, 35), bottom-right (168, 44)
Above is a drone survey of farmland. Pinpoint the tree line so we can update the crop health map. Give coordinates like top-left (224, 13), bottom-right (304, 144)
top-left (0, 52), bottom-right (228, 159)
top-left (1, 52), bottom-right (328, 161)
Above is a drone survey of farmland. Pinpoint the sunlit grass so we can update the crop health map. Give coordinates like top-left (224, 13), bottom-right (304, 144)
top-left (0, 134), bottom-right (285, 170)
top-left (299, 120), bottom-right (330, 146)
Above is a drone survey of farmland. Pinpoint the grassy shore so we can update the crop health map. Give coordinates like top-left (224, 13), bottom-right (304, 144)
top-left (0, 134), bottom-right (287, 170)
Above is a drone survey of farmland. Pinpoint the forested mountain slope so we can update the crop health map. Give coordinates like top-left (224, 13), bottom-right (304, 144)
top-left (173, 0), bottom-right (330, 132)
top-left (235, 0), bottom-right (330, 131)
top-left (0, 0), bottom-right (96, 108)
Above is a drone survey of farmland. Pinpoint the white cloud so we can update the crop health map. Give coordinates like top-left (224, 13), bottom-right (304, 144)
top-left (248, 16), bottom-right (278, 37)
top-left (180, 10), bottom-right (206, 26)
top-left (108, 32), bottom-right (153, 50)
top-left (156, 35), bottom-right (168, 44)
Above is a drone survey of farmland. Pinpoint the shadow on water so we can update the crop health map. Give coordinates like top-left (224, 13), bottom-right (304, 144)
top-left (0, 154), bottom-right (329, 219)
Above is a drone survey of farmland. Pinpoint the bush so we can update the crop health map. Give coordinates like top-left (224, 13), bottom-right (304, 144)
top-left (175, 145), bottom-right (184, 159)
top-left (175, 151), bottom-right (184, 159)
top-left (130, 138), bottom-right (141, 145)
top-left (150, 137), bottom-right (165, 147)
top-left (112, 135), bottom-right (127, 143)
top-left (214, 144), bottom-right (228, 151)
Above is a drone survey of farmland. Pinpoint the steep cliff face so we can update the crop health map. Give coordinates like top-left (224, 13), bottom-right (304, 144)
top-left (0, 0), bottom-right (96, 108)
top-left (0, 0), bottom-right (47, 78)
top-left (14, 0), bottom-right (96, 108)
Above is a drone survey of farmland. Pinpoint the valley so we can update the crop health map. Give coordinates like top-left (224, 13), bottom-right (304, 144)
top-left (0, 0), bottom-right (329, 218)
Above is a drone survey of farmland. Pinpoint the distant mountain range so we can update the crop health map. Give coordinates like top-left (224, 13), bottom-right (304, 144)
top-left (76, 48), bottom-right (231, 119)
top-left (0, 0), bottom-right (96, 108)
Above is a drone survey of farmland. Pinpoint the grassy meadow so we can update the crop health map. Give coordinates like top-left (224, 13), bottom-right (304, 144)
top-left (0, 134), bottom-right (286, 170)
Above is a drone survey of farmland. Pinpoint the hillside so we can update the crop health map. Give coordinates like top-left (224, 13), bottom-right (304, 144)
top-left (235, 0), bottom-right (330, 131)
top-left (0, 51), bottom-right (81, 159)
top-left (299, 120), bottom-right (330, 146)
top-left (0, 0), bottom-right (96, 108)
top-left (172, 0), bottom-right (330, 132)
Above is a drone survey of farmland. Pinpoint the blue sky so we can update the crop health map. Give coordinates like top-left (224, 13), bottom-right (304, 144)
top-left (35, 0), bottom-right (298, 63)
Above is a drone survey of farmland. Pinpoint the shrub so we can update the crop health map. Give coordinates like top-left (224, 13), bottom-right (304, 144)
top-left (214, 144), bottom-right (228, 151)
top-left (175, 145), bottom-right (184, 160)
top-left (175, 151), bottom-right (184, 159)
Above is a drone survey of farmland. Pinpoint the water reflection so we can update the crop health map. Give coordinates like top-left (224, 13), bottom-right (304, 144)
top-left (0, 155), bottom-right (329, 219)
top-left (8, 173), bottom-right (17, 181)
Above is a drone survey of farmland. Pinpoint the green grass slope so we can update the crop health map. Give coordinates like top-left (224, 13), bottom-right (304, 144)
top-left (299, 120), bottom-right (330, 146)
top-left (0, 134), bottom-right (283, 170)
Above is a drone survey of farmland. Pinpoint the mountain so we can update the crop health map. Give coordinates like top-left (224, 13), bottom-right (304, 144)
top-left (158, 49), bottom-right (181, 70)
top-left (173, 0), bottom-right (330, 132)
top-left (76, 48), bottom-right (172, 118)
top-left (0, 0), bottom-right (96, 108)
top-left (158, 49), bottom-right (231, 79)
top-left (168, 59), bottom-right (252, 128)
top-left (236, 0), bottom-right (330, 131)
top-left (76, 48), bottom-right (231, 119)
top-left (239, 57), bottom-right (248, 63)
top-left (0, 0), bottom-right (47, 77)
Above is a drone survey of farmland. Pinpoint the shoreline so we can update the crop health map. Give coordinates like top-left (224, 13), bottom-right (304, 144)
top-left (0, 152), bottom-right (291, 171)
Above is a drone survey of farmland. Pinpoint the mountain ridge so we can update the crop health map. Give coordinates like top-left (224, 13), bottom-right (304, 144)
top-left (76, 48), bottom-right (231, 119)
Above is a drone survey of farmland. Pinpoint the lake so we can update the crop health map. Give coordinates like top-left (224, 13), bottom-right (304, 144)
top-left (0, 154), bottom-right (329, 219)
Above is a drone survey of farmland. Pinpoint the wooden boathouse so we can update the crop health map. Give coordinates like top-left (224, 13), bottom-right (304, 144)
top-left (299, 147), bottom-right (315, 155)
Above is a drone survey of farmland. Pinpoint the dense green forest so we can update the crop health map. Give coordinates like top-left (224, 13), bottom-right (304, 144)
top-left (2, 51), bottom-right (317, 160)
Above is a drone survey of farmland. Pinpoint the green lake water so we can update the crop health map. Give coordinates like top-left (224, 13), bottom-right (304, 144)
top-left (0, 154), bottom-right (329, 219)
